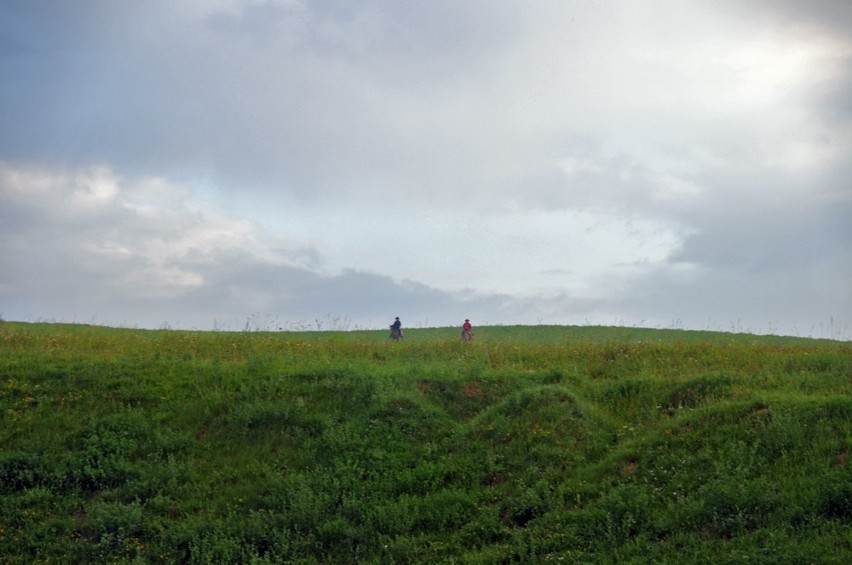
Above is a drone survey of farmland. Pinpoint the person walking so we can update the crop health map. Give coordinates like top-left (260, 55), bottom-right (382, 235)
top-left (461, 319), bottom-right (474, 342)
top-left (390, 317), bottom-right (403, 340)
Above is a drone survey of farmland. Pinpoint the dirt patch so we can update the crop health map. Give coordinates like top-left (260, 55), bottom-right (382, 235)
top-left (484, 472), bottom-right (508, 486)
top-left (462, 384), bottom-right (485, 399)
top-left (417, 379), bottom-right (454, 397)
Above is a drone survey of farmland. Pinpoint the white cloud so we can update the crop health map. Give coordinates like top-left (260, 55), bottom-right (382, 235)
top-left (0, 161), bottom-right (318, 301)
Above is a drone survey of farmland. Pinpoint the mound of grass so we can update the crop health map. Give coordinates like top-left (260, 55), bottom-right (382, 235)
top-left (0, 322), bottom-right (849, 562)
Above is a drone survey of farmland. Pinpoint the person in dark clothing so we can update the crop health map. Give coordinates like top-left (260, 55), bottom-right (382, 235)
top-left (390, 317), bottom-right (403, 340)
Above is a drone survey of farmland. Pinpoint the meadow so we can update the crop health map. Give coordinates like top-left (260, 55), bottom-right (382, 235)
top-left (1, 321), bottom-right (850, 563)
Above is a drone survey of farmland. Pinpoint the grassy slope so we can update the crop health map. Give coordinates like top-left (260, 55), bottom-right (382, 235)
top-left (1, 322), bottom-right (850, 563)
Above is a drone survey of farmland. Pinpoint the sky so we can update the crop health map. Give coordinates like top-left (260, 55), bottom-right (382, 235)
top-left (1, 0), bottom-right (850, 337)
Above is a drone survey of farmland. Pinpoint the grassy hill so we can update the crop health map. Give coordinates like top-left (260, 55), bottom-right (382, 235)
top-left (1, 322), bottom-right (850, 563)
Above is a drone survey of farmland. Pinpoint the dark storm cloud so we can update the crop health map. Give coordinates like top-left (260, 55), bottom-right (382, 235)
top-left (0, 0), bottom-right (525, 197)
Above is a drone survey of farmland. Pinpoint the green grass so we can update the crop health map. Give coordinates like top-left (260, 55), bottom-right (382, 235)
top-left (1, 321), bottom-right (850, 563)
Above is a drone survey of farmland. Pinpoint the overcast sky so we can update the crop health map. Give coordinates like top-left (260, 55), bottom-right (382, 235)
top-left (1, 0), bottom-right (850, 337)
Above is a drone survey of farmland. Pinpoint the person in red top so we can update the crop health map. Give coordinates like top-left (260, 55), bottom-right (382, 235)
top-left (461, 319), bottom-right (474, 342)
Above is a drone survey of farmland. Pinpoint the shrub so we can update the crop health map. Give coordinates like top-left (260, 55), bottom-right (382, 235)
top-left (820, 474), bottom-right (852, 520)
top-left (65, 411), bottom-right (153, 492)
top-left (83, 500), bottom-right (144, 561)
top-left (701, 480), bottom-right (780, 538)
top-left (0, 451), bottom-right (46, 493)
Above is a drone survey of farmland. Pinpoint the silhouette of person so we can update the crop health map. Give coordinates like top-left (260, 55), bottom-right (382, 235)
top-left (390, 317), bottom-right (403, 340)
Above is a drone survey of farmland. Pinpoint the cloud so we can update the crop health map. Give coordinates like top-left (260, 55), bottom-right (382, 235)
top-left (0, 160), bottom-right (681, 329)
top-left (0, 162), bottom-right (301, 324)
top-left (0, 161), bottom-right (518, 329)
top-left (5, 0), bottom-right (846, 214)
top-left (1, 2), bottom-right (850, 337)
